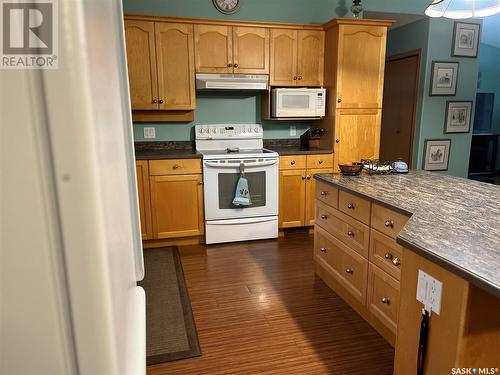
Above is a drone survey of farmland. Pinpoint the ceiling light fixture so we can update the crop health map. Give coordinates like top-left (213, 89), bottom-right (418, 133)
top-left (425, 0), bottom-right (500, 18)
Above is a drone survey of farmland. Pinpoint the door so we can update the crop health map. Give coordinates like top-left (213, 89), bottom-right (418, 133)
top-left (135, 161), bottom-right (153, 240)
top-left (334, 109), bottom-right (382, 169)
top-left (305, 168), bottom-right (333, 226)
top-left (233, 26), bottom-right (269, 74)
top-left (297, 30), bottom-right (324, 86)
top-left (336, 25), bottom-right (387, 109)
top-left (270, 29), bottom-right (298, 86)
top-left (150, 174), bottom-right (204, 239)
top-left (124, 20), bottom-right (158, 110)
top-left (155, 22), bottom-right (196, 110)
top-left (380, 51), bottom-right (420, 164)
top-left (194, 24), bottom-right (233, 73)
top-left (279, 169), bottom-right (306, 228)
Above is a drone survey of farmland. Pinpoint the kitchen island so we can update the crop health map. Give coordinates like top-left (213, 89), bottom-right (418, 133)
top-left (313, 170), bottom-right (500, 374)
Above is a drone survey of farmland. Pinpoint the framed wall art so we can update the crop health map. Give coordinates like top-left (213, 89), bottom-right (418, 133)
top-left (452, 22), bottom-right (481, 58)
top-left (444, 101), bottom-right (472, 133)
top-left (430, 61), bottom-right (459, 96)
top-left (423, 139), bottom-right (451, 171)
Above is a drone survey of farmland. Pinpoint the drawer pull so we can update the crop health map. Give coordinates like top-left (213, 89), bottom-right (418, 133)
top-left (173, 164), bottom-right (180, 169)
top-left (384, 219), bottom-right (395, 228)
top-left (345, 268), bottom-right (353, 274)
top-left (318, 160), bottom-right (324, 164)
top-left (291, 160), bottom-right (296, 165)
top-left (302, 176), bottom-right (307, 180)
top-left (320, 214), bottom-right (328, 220)
top-left (320, 247), bottom-right (327, 253)
top-left (347, 203), bottom-right (355, 209)
top-left (384, 252), bottom-right (393, 260)
top-left (320, 191), bottom-right (328, 196)
top-left (306, 175), bottom-right (311, 180)
top-left (392, 257), bottom-right (401, 267)
top-left (381, 297), bottom-right (390, 305)
top-left (347, 230), bottom-right (355, 237)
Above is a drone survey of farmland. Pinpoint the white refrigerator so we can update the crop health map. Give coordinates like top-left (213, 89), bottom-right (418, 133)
top-left (1, 1), bottom-right (145, 374)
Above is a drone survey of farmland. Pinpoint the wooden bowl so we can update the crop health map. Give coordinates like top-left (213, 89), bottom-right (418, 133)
top-left (339, 162), bottom-right (364, 176)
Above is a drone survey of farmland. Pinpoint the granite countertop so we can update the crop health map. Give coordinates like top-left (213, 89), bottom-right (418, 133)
top-left (134, 141), bottom-right (202, 160)
top-left (263, 139), bottom-right (332, 155)
top-left (315, 170), bottom-right (500, 297)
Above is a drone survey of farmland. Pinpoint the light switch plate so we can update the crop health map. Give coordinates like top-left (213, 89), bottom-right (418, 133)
top-left (290, 125), bottom-right (296, 136)
top-left (416, 270), bottom-right (443, 315)
top-left (143, 127), bottom-right (156, 139)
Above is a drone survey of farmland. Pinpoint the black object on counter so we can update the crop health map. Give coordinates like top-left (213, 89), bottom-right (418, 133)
top-left (300, 128), bottom-right (325, 149)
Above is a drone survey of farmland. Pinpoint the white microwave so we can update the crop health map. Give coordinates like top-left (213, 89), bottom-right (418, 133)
top-left (271, 88), bottom-right (326, 118)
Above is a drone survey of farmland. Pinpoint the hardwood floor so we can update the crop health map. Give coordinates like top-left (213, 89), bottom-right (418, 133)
top-left (148, 232), bottom-right (394, 375)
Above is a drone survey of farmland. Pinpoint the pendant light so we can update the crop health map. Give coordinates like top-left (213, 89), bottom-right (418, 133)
top-left (425, 0), bottom-right (500, 18)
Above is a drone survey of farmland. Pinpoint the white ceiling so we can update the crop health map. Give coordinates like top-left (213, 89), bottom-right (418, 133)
top-left (482, 14), bottom-right (500, 48)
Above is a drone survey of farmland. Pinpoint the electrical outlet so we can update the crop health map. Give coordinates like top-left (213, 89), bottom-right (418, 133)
top-left (143, 127), bottom-right (156, 139)
top-left (290, 125), bottom-right (296, 137)
top-left (416, 270), bottom-right (443, 315)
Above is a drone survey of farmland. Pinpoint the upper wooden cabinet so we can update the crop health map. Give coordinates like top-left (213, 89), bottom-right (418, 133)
top-left (195, 25), bottom-right (269, 74)
top-left (124, 20), bottom-right (196, 111)
top-left (270, 29), bottom-right (324, 86)
top-left (334, 24), bottom-right (388, 109)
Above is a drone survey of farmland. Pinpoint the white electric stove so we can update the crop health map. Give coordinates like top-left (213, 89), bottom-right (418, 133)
top-left (195, 124), bottom-right (279, 244)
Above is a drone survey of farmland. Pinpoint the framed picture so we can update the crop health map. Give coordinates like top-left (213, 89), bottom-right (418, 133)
top-left (444, 101), bottom-right (472, 133)
top-left (430, 61), bottom-right (459, 96)
top-left (452, 22), bottom-right (481, 58)
top-left (423, 139), bottom-right (451, 171)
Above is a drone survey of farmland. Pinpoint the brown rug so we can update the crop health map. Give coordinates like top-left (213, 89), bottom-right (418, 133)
top-left (139, 247), bottom-right (201, 365)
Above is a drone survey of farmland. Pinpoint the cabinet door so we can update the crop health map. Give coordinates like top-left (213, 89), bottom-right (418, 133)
top-left (233, 26), bottom-right (269, 74)
top-left (150, 174), bottom-right (204, 239)
top-left (297, 30), bottom-right (324, 86)
top-left (270, 29), bottom-right (298, 86)
top-left (336, 25), bottom-right (387, 109)
top-left (155, 22), bottom-right (196, 110)
top-left (279, 169), bottom-right (306, 228)
top-left (305, 168), bottom-right (333, 226)
top-left (194, 24), bottom-right (233, 73)
top-left (334, 109), bottom-right (381, 170)
top-left (136, 161), bottom-right (153, 240)
top-left (124, 20), bottom-right (158, 110)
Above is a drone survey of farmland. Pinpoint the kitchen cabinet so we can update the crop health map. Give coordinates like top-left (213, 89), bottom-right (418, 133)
top-left (124, 20), bottom-right (196, 112)
top-left (195, 25), bottom-right (269, 74)
top-left (278, 154), bottom-right (332, 228)
top-left (136, 161), bottom-right (153, 240)
top-left (270, 29), bottom-right (324, 86)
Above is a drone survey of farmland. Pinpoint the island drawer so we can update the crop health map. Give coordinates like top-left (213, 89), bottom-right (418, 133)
top-left (370, 229), bottom-right (403, 280)
top-left (371, 203), bottom-right (410, 239)
top-left (338, 190), bottom-right (371, 225)
top-left (316, 181), bottom-right (338, 208)
top-left (307, 154), bottom-right (333, 169)
top-left (316, 201), bottom-right (369, 258)
top-left (279, 155), bottom-right (307, 170)
top-left (149, 159), bottom-right (202, 175)
top-left (315, 226), bottom-right (368, 305)
top-left (367, 264), bottom-right (400, 335)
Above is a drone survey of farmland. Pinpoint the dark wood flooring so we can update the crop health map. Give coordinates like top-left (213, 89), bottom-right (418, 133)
top-left (148, 232), bottom-right (394, 375)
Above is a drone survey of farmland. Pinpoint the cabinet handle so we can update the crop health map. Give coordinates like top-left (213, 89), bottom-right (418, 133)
top-left (320, 247), bottom-right (327, 253)
top-left (291, 160), bottom-right (296, 165)
top-left (337, 98), bottom-right (342, 103)
top-left (306, 175), bottom-right (311, 180)
top-left (392, 257), bottom-right (401, 267)
top-left (301, 176), bottom-right (306, 180)
top-left (173, 164), bottom-right (180, 169)
top-left (347, 203), bottom-right (355, 209)
top-left (381, 297), bottom-right (390, 305)
top-left (320, 214), bottom-right (328, 220)
top-left (293, 76), bottom-right (297, 80)
top-left (345, 268), bottom-right (353, 274)
top-left (318, 160), bottom-right (324, 164)
top-left (197, 181), bottom-right (204, 185)
top-left (159, 99), bottom-right (164, 104)
top-left (384, 219), bottom-right (395, 228)
top-left (320, 191), bottom-right (328, 196)
top-left (347, 230), bottom-right (355, 237)
top-left (298, 76), bottom-right (302, 80)
top-left (384, 252), bottom-right (393, 260)
top-left (152, 98), bottom-right (158, 103)
top-left (227, 63), bottom-right (233, 67)
top-left (335, 139), bottom-right (340, 143)
top-left (234, 63), bottom-right (239, 68)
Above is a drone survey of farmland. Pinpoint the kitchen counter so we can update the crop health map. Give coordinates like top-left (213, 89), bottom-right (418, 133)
top-left (263, 139), bottom-right (332, 155)
top-left (315, 170), bottom-right (500, 297)
top-left (134, 141), bottom-right (202, 160)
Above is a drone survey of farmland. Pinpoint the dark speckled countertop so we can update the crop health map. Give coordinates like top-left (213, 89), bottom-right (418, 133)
top-left (315, 171), bottom-right (500, 297)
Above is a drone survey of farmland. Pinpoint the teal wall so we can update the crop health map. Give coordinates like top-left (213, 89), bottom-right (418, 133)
top-left (386, 18), bottom-right (480, 178)
top-left (478, 43), bottom-right (500, 134)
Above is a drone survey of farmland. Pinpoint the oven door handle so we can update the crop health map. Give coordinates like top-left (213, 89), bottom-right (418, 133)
top-left (204, 160), bottom-right (278, 169)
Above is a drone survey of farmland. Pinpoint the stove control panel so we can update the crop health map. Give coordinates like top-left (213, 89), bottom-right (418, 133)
top-left (195, 124), bottom-right (263, 139)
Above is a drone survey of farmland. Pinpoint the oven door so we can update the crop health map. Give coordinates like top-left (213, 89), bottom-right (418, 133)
top-left (203, 157), bottom-right (278, 221)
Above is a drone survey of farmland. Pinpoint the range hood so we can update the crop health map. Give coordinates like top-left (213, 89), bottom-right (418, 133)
top-left (196, 73), bottom-right (269, 91)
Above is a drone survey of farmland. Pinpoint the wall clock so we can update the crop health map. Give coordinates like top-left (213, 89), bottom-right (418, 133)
top-left (212, 0), bottom-right (241, 14)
